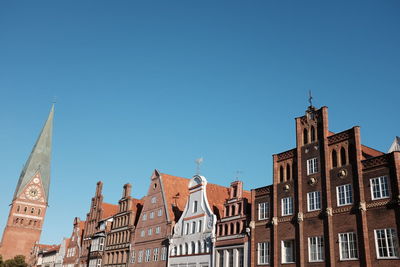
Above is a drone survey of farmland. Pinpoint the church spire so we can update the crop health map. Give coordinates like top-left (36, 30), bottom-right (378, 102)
top-left (13, 105), bottom-right (54, 202)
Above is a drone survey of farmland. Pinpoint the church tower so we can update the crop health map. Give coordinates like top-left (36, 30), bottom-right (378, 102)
top-left (0, 105), bottom-right (54, 260)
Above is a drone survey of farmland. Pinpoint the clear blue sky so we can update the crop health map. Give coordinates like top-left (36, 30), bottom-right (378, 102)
top-left (0, 1), bottom-right (399, 245)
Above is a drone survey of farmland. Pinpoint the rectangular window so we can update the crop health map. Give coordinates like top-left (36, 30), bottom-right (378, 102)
top-left (374, 228), bottom-right (399, 258)
top-left (130, 250), bottom-right (135, 263)
top-left (282, 197), bottom-right (293, 216)
top-left (145, 248), bottom-right (151, 262)
top-left (156, 226), bottom-right (161, 234)
top-left (339, 232), bottom-right (358, 260)
top-left (192, 221), bottom-right (196, 234)
top-left (138, 250), bottom-right (143, 263)
top-left (198, 220), bottom-right (202, 232)
top-left (161, 247), bottom-right (167, 261)
top-left (228, 249), bottom-right (234, 267)
top-left (308, 236), bottom-right (324, 262)
top-left (337, 184), bottom-right (353, 206)
top-left (238, 247), bottom-right (244, 267)
top-left (258, 202), bottom-right (269, 220)
top-left (142, 213), bottom-right (147, 221)
top-left (370, 176), bottom-right (389, 200)
top-left (185, 223), bottom-right (189, 235)
top-left (153, 248), bottom-right (159, 261)
top-left (218, 250), bottom-right (224, 267)
top-left (307, 191), bottom-right (321, 211)
top-left (150, 211), bottom-right (154, 219)
top-left (158, 208), bottom-right (163, 216)
top-left (151, 197), bottom-right (157, 203)
top-left (99, 237), bottom-right (104, 251)
top-left (96, 259), bottom-right (101, 267)
top-left (140, 230), bottom-right (145, 237)
top-left (148, 228), bottom-right (152, 236)
top-left (282, 240), bottom-right (295, 263)
top-left (193, 201), bottom-right (198, 213)
top-left (258, 242), bottom-right (270, 264)
top-left (307, 158), bottom-right (319, 175)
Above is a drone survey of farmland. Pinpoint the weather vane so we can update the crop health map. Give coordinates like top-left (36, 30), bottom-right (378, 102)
top-left (195, 157), bottom-right (203, 175)
top-left (308, 90), bottom-right (313, 107)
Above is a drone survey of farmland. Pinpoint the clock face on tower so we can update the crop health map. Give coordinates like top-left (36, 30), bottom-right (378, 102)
top-left (25, 185), bottom-right (42, 200)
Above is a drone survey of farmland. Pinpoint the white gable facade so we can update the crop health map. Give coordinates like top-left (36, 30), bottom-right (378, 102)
top-left (168, 175), bottom-right (216, 267)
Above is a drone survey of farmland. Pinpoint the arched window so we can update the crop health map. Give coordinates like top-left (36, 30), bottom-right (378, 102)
top-left (191, 241), bottom-right (196, 254)
top-left (230, 222), bottom-right (234, 235)
top-left (218, 225), bottom-right (222, 236)
top-left (236, 221), bottom-right (241, 234)
top-left (237, 203), bottom-right (242, 214)
top-left (38, 209), bottom-right (41, 215)
top-left (192, 221), bottom-right (196, 234)
top-left (174, 246), bottom-right (177, 256)
top-left (198, 241), bottom-right (202, 253)
top-left (225, 206), bottom-right (229, 217)
top-left (24, 207), bottom-right (27, 213)
top-left (311, 125), bottom-right (316, 142)
top-left (224, 224), bottom-right (228, 235)
top-left (231, 205), bottom-right (236, 216)
top-left (303, 128), bottom-right (309, 145)
top-left (185, 243), bottom-right (188, 255)
top-left (332, 149), bottom-right (337, 168)
top-left (280, 166), bottom-right (284, 183)
top-left (16, 206), bottom-right (20, 212)
top-left (15, 218), bottom-right (19, 224)
top-left (193, 201), bottom-right (198, 213)
top-left (21, 219), bottom-right (24, 225)
top-left (341, 147), bottom-right (347, 166)
top-left (31, 208), bottom-right (35, 214)
top-left (286, 163), bottom-right (291, 180)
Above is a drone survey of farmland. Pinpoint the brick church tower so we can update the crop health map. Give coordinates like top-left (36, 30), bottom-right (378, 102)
top-left (0, 105), bottom-right (54, 260)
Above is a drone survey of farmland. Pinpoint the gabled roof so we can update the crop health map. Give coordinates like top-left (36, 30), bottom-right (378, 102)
top-left (361, 145), bottom-right (384, 160)
top-left (388, 136), bottom-right (400, 153)
top-left (14, 105), bottom-right (54, 202)
top-left (205, 182), bottom-right (231, 219)
top-left (160, 173), bottom-right (191, 223)
top-left (102, 203), bottom-right (119, 219)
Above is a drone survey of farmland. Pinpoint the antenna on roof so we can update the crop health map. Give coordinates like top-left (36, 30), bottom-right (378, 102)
top-left (195, 157), bottom-right (203, 175)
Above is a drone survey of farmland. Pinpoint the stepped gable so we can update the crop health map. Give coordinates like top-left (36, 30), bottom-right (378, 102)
top-left (159, 173), bottom-right (190, 222)
top-left (205, 182), bottom-right (231, 219)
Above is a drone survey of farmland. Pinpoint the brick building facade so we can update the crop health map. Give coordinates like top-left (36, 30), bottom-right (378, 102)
top-left (251, 105), bottom-right (400, 267)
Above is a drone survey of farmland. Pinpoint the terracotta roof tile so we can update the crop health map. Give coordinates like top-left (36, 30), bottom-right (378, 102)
top-left (102, 202), bottom-right (119, 219)
top-left (160, 173), bottom-right (191, 223)
top-left (361, 145), bottom-right (384, 159)
top-left (205, 182), bottom-right (230, 219)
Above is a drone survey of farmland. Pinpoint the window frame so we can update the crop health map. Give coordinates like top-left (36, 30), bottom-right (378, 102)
top-left (307, 157), bottom-right (319, 175)
top-left (281, 240), bottom-right (295, 263)
top-left (307, 191), bottom-right (321, 212)
top-left (308, 236), bottom-right (324, 262)
top-left (338, 232), bottom-right (358, 260)
top-left (258, 202), bottom-right (269, 220)
top-left (281, 197), bottom-right (293, 216)
top-left (370, 176), bottom-right (390, 200)
top-left (336, 184), bottom-right (353, 206)
top-left (257, 242), bottom-right (270, 265)
top-left (374, 228), bottom-right (399, 259)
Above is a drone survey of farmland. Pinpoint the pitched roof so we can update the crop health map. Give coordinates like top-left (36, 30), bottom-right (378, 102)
top-left (102, 202), bottom-right (119, 219)
top-left (388, 136), bottom-right (400, 153)
top-left (205, 182), bottom-right (231, 219)
top-left (14, 105), bottom-right (54, 202)
top-left (160, 173), bottom-right (191, 223)
top-left (131, 197), bottom-right (144, 226)
top-left (361, 144), bottom-right (384, 160)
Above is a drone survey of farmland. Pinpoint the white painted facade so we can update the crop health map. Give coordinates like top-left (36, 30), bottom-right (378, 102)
top-left (168, 175), bottom-right (216, 267)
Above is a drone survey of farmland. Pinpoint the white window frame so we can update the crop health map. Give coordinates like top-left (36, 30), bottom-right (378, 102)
top-left (258, 242), bottom-right (270, 265)
top-left (336, 184), bottom-right (353, 206)
top-left (140, 230), bottom-right (145, 237)
top-left (307, 158), bottom-right (319, 175)
top-left (151, 196), bottom-right (157, 203)
top-left (338, 232), bottom-right (358, 260)
top-left (148, 228), bottom-right (152, 236)
top-left (308, 236), bottom-right (324, 262)
top-left (153, 248), bottom-right (159, 261)
top-left (307, 191), bottom-right (321, 212)
top-left (281, 197), bottom-right (293, 216)
top-left (281, 240), bottom-right (295, 263)
top-left (130, 250), bottom-right (135, 263)
top-left (138, 250), bottom-right (143, 263)
top-left (156, 226), bottom-right (161, 234)
top-left (258, 202), bottom-right (269, 220)
top-left (150, 211), bottom-right (154, 219)
top-left (142, 213), bottom-right (147, 221)
top-left (158, 208), bottom-right (163, 216)
top-left (374, 228), bottom-right (399, 259)
top-left (370, 176), bottom-right (389, 200)
top-left (161, 247), bottom-right (167, 261)
top-left (145, 248), bottom-right (151, 262)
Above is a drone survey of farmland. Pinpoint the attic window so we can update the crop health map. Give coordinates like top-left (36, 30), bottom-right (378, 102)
top-left (153, 183), bottom-right (157, 189)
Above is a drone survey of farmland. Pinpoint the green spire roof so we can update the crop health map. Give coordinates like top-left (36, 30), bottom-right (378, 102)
top-left (13, 105), bottom-right (54, 202)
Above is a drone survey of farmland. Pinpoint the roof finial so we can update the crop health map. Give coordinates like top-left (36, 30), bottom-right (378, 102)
top-left (308, 90), bottom-right (313, 107)
top-left (195, 157), bottom-right (203, 175)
